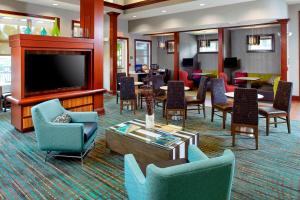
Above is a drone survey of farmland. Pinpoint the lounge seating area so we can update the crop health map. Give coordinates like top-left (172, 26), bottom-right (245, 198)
top-left (1, 0), bottom-right (300, 199)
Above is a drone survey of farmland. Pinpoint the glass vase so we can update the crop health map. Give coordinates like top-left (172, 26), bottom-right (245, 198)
top-left (145, 114), bottom-right (155, 129)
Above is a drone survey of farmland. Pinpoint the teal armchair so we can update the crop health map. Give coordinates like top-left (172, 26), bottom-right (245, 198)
top-left (31, 99), bottom-right (98, 164)
top-left (125, 145), bottom-right (235, 200)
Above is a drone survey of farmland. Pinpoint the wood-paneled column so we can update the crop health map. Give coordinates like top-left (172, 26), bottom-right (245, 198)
top-left (279, 19), bottom-right (289, 81)
top-left (174, 32), bottom-right (180, 80)
top-left (218, 28), bottom-right (224, 75)
top-left (108, 12), bottom-right (120, 95)
top-left (80, 0), bottom-right (105, 114)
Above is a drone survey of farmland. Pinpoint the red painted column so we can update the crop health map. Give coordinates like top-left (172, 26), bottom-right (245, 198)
top-left (174, 32), bottom-right (180, 80)
top-left (108, 12), bottom-right (120, 95)
top-left (279, 19), bottom-right (288, 81)
top-left (218, 28), bottom-right (224, 75)
top-left (80, 0), bottom-right (105, 114)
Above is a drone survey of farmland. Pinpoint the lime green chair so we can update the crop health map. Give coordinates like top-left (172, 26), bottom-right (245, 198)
top-left (273, 76), bottom-right (281, 97)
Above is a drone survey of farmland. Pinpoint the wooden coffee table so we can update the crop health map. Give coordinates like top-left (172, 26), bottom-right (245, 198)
top-left (106, 119), bottom-right (199, 166)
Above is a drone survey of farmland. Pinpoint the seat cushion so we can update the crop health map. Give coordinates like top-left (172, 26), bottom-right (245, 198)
top-left (259, 106), bottom-right (287, 116)
top-left (83, 122), bottom-right (97, 142)
top-left (186, 96), bottom-right (202, 104)
top-left (214, 102), bottom-right (233, 111)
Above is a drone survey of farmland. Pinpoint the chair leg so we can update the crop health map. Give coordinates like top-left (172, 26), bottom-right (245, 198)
top-left (198, 104), bottom-right (200, 114)
top-left (287, 115), bottom-right (291, 133)
top-left (255, 129), bottom-right (258, 150)
top-left (222, 111), bottom-right (227, 129)
top-left (116, 93), bottom-right (119, 104)
top-left (183, 114), bottom-right (185, 129)
top-left (133, 100), bottom-right (136, 115)
top-left (120, 100), bottom-right (123, 114)
top-left (162, 101), bottom-right (166, 117)
top-left (211, 108), bottom-right (215, 122)
top-left (232, 130), bottom-right (235, 147)
top-left (274, 117), bottom-right (277, 128)
top-left (166, 111), bottom-right (168, 125)
top-left (202, 104), bottom-right (206, 118)
top-left (81, 152), bottom-right (84, 167)
top-left (266, 116), bottom-right (270, 136)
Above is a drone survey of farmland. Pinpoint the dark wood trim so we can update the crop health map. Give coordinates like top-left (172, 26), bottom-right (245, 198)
top-left (292, 96), bottom-right (300, 101)
top-left (246, 34), bottom-right (275, 53)
top-left (108, 12), bottom-right (121, 95)
top-left (104, 1), bottom-right (124, 10)
top-left (0, 9), bottom-right (60, 29)
top-left (123, 0), bottom-right (170, 10)
top-left (174, 32), bottom-right (180, 80)
top-left (279, 19), bottom-right (288, 81)
top-left (134, 39), bottom-right (152, 68)
top-left (117, 37), bottom-right (130, 75)
top-left (218, 28), bottom-right (224, 74)
top-left (197, 39), bottom-right (218, 54)
top-left (166, 40), bottom-right (174, 54)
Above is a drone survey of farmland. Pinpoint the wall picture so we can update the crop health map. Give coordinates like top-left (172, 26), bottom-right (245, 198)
top-left (167, 40), bottom-right (175, 54)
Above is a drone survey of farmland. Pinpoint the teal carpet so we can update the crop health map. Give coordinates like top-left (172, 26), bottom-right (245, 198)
top-left (0, 95), bottom-right (300, 199)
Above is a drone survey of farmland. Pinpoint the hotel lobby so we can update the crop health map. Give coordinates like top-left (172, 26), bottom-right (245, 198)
top-left (0, 0), bottom-right (300, 199)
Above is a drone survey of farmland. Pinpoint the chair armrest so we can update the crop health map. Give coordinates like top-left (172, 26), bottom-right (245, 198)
top-left (38, 123), bottom-right (84, 152)
top-left (66, 111), bottom-right (98, 123)
top-left (188, 145), bottom-right (209, 162)
top-left (124, 154), bottom-right (146, 199)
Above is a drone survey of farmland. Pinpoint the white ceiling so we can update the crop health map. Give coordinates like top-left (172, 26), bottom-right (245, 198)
top-left (15, 0), bottom-right (300, 20)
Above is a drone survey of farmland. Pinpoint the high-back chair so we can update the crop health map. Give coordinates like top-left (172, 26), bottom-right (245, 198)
top-left (120, 77), bottom-right (137, 114)
top-left (116, 73), bottom-right (127, 104)
top-left (219, 72), bottom-right (236, 92)
top-left (31, 99), bottom-right (98, 165)
top-left (166, 81), bottom-right (186, 128)
top-left (211, 78), bottom-right (233, 129)
top-left (232, 88), bottom-right (259, 149)
top-left (179, 70), bottom-right (194, 88)
top-left (259, 81), bottom-right (293, 135)
top-left (125, 145), bottom-right (235, 200)
top-left (186, 76), bottom-right (208, 118)
top-left (152, 75), bottom-right (166, 116)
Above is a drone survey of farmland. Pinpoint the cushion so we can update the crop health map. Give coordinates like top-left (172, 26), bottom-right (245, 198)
top-left (83, 122), bottom-right (97, 142)
top-left (259, 106), bottom-right (287, 116)
top-left (52, 113), bottom-right (72, 123)
top-left (214, 102), bottom-right (233, 111)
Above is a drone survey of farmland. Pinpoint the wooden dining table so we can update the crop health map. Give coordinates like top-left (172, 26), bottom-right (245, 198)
top-left (234, 77), bottom-right (261, 88)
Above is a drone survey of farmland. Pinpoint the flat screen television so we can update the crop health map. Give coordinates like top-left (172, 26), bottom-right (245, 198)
top-left (25, 53), bottom-right (87, 94)
top-left (182, 58), bottom-right (193, 67)
top-left (224, 57), bottom-right (238, 68)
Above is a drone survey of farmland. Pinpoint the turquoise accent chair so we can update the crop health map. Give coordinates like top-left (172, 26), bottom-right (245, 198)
top-left (31, 99), bottom-right (98, 164)
top-left (125, 145), bottom-right (235, 200)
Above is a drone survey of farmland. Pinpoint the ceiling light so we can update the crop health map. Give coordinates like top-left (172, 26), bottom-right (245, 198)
top-left (20, 18), bottom-right (27, 22)
top-left (2, 16), bottom-right (12, 20)
top-left (161, 10), bottom-right (167, 13)
top-left (132, 15), bottom-right (137, 18)
top-left (52, 3), bottom-right (59, 6)
top-left (200, 3), bottom-right (205, 6)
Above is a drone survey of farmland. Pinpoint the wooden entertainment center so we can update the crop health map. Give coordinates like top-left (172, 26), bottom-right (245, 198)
top-left (8, 34), bottom-right (106, 132)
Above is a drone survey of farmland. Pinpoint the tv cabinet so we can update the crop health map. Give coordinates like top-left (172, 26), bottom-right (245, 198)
top-left (8, 34), bottom-right (106, 132)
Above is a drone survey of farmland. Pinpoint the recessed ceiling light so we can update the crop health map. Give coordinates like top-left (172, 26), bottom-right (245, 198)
top-left (3, 16), bottom-right (12, 20)
top-left (20, 18), bottom-right (27, 22)
top-left (161, 10), bottom-right (167, 13)
top-left (132, 15), bottom-right (137, 18)
top-left (52, 3), bottom-right (59, 6)
top-left (200, 3), bottom-right (205, 6)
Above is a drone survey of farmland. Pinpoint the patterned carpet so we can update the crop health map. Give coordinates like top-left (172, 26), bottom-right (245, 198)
top-left (0, 94), bottom-right (300, 199)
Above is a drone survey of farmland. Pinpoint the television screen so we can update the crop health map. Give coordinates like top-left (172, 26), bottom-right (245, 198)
top-left (224, 57), bottom-right (238, 68)
top-left (25, 54), bottom-right (87, 93)
top-left (182, 58), bottom-right (193, 67)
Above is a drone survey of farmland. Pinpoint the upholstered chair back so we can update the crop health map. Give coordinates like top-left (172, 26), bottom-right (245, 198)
top-left (152, 75), bottom-right (165, 97)
top-left (117, 73), bottom-right (126, 91)
top-left (273, 81), bottom-right (293, 113)
top-left (211, 78), bottom-right (227, 105)
top-left (232, 88), bottom-right (258, 125)
top-left (120, 77), bottom-right (136, 101)
top-left (166, 81), bottom-right (185, 109)
top-left (196, 76), bottom-right (208, 103)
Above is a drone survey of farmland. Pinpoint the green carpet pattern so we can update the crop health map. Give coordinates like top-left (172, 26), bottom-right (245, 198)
top-left (0, 94), bottom-right (300, 199)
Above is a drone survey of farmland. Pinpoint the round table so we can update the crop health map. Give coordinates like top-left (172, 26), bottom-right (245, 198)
top-left (118, 82), bottom-right (144, 86)
top-left (160, 86), bottom-right (190, 91)
top-left (234, 77), bottom-right (261, 88)
top-left (192, 73), bottom-right (212, 76)
top-left (225, 92), bottom-right (264, 99)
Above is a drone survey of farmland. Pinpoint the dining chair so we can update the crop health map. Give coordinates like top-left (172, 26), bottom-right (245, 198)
top-left (116, 73), bottom-right (127, 104)
top-left (120, 77), bottom-right (137, 114)
top-left (211, 78), bottom-right (233, 129)
top-left (179, 70), bottom-right (194, 89)
top-left (165, 81), bottom-right (186, 128)
top-left (152, 75), bottom-right (166, 116)
top-left (232, 88), bottom-right (259, 149)
top-left (259, 81), bottom-right (293, 136)
top-left (186, 76), bottom-right (208, 118)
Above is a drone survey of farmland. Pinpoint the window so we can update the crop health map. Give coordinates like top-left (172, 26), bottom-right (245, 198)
top-left (247, 34), bottom-right (275, 52)
top-left (0, 11), bottom-right (58, 84)
top-left (198, 39), bottom-right (218, 53)
top-left (135, 40), bottom-right (151, 66)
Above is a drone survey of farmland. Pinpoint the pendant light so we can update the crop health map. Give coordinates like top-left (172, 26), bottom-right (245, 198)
top-left (248, 27), bottom-right (260, 46)
top-left (158, 36), bottom-right (166, 49)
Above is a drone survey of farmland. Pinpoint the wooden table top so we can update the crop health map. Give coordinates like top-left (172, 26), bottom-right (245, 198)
top-left (225, 92), bottom-right (264, 99)
top-left (234, 77), bottom-right (261, 81)
top-left (160, 86), bottom-right (190, 91)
